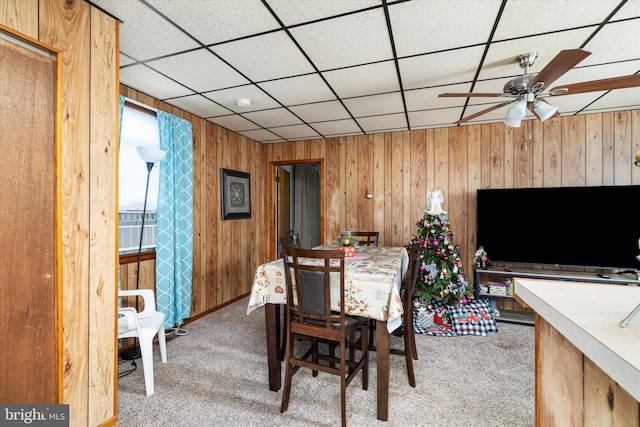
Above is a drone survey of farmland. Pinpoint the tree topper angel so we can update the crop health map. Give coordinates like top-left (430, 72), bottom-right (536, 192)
top-left (426, 189), bottom-right (446, 215)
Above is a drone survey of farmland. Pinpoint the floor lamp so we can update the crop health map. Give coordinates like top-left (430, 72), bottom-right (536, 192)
top-left (121, 146), bottom-right (167, 360)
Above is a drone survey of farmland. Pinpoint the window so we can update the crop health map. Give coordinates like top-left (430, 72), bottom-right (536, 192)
top-left (119, 105), bottom-right (161, 254)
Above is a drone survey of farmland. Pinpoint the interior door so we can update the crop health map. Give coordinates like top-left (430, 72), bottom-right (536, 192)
top-left (0, 33), bottom-right (58, 403)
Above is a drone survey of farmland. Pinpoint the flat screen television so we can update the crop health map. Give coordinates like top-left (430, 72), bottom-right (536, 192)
top-left (476, 185), bottom-right (640, 271)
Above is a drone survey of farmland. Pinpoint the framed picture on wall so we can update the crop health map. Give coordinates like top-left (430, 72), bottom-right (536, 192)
top-left (221, 168), bottom-right (251, 220)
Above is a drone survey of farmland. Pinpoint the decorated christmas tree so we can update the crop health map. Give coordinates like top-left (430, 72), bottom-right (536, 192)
top-left (410, 190), bottom-right (472, 306)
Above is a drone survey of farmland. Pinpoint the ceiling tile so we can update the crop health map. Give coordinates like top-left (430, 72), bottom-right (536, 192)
top-left (409, 107), bottom-right (465, 129)
top-left (322, 61), bottom-right (400, 98)
top-left (588, 86), bottom-right (640, 110)
top-left (582, 18), bottom-right (640, 66)
top-left (147, 0), bottom-right (280, 45)
top-left (289, 100), bottom-right (351, 123)
top-left (311, 119), bottom-right (361, 136)
top-left (120, 64), bottom-right (194, 99)
top-left (493, 0), bottom-right (621, 40)
top-left (478, 28), bottom-right (596, 81)
top-left (389, 0), bottom-right (503, 57)
top-left (289, 8), bottom-right (392, 70)
top-left (399, 46), bottom-right (486, 90)
top-left (267, 0), bottom-right (380, 26)
top-left (204, 84), bottom-right (281, 113)
top-left (406, 83), bottom-right (474, 111)
top-left (92, 0), bottom-right (199, 61)
top-left (238, 129), bottom-right (284, 143)
top-left (267, 124), bottom-right (321, 140)
top-left (147, 48), bottom-right (249, 93)
top-left (357, 113), bottom-right (407, 133)
top-left (241, 108), bottom-right (302, 128)
top-left (94, 0), bottom-right (640, 142)
top-left (211, 31), bottom-right (315, 81)
top-left (612, 1), bottom-right (640, 19)
top-left (343, 92), bottom-right (404, 117)
top-left (167, 94), bottom-right (230, 118)
top-left (258, 74), bottom-right (336, 105)
top-left (207, 114), bottom-right (259, 133)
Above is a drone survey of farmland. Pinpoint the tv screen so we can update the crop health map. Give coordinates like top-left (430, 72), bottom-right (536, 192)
top-left (476, 185), bottom-right (640, 270)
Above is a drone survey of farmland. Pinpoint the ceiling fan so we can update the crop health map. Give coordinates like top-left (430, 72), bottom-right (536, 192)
top-left (440, 49), bottom-right (640, 127)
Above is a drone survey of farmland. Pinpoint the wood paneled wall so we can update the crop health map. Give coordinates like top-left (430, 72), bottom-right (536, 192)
top-left (1, 1), bottom-right (118, 426)
top-left (121, 86), bottom-right (267, 316)
top-left (125, 81), bottom-right (640, 327)
top-left (267, 113), bottom-right (639, 276)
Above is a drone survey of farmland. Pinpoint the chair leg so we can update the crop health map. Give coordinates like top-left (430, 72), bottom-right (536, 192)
top-left (157, 327), bottom-right (168, 363)
top-left (139, 332), bottom-right (155, 396)
top-left (340, 341), bottom-right (347, 427)
top-left (280, 337), bottom-right (293, 413)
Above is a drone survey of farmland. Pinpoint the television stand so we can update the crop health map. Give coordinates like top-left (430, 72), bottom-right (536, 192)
top-left (474, 264), bottom-right (640, 326)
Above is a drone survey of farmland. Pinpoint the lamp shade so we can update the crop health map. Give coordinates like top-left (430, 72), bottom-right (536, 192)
top-left (507, 99), bottom-right (527, 121)
top-left (533, 101), bottom-right (558, 122)
top-left (504, 117), bottom-right (521, 128)
top-left (136, 146), bottom-right (166, 164)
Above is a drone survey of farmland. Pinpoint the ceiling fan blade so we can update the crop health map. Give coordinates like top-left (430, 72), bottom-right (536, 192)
top-left (455, 101), bottom-right (515, 124)
top-left (528, 49), bottom-right (591, 90)
top-left (549, 74), bottom-right (640, 96)
top-left (439, 92), bottom-right (508, 98)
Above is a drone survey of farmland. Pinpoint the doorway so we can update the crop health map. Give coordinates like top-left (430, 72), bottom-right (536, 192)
top-left (271, 160), bottom-right (323, 257)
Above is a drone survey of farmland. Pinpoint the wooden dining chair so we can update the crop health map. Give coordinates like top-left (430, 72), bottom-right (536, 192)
top-left (347, 231), bottom-right (379, 246)
top-left (368, 239), bottom-right (421, 387)
top-left (280, 246), bottom-right (369, 427)
top-left (276, 234), bottom-right (301, 361)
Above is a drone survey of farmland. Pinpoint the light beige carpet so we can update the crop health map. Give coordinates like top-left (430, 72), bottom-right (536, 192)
top-left (117, 297), bottom-right (535, 426)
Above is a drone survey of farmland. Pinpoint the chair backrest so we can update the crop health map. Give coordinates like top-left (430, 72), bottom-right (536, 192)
top-left (347, 231), bottom-right (379, 246)
top-left (281, 246), bottom-right (347, 334)
top-left (278, 233), bottom-right (300, 258)
top-left (403, 240), bottom-right (422, 303)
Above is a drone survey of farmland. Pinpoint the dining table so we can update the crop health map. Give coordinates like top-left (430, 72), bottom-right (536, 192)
top-left (246, 245), bottom-right (408, 421)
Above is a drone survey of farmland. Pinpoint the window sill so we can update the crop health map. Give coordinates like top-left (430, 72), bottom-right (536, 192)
top-left (119, 250), bottom-right (156, 265)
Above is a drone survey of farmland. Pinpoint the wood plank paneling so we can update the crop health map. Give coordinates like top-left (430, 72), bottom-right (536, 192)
top-left (0, 0), bottom-right (38, 38)
top-left (89, 6), bottom-right (117, 425)
top-left (40, 1), bottom-right (93, 425)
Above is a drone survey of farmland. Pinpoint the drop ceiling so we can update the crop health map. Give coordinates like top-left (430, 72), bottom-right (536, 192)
top-left (90, 0), bottom-right (640, 143)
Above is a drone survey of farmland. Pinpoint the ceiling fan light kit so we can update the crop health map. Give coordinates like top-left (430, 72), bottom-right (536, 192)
top-left (507, 99), bottom-right (527, 121)
top-left (504, 117), bottom-right (521, 128)
top-left (533, 101), bottom-right (558, 122)
top-left (439, 49), bottom-right (640, 127)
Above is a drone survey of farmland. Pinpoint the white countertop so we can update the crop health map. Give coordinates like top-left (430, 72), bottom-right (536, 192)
top-left (514, 278), bottom-right (640, 402)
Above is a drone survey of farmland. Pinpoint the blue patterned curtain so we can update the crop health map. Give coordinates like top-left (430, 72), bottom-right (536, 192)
top-left (156, 111), bottom-right (193, 328)
top-left (118, 95), bottom-right (125, 292)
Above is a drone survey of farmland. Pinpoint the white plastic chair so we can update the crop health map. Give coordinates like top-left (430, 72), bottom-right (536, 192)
top-left (118, 289), bottom-right (167, 396)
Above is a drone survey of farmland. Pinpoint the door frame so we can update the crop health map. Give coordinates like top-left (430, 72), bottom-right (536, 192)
top-left (268, 159), bottom-right (324, 260)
